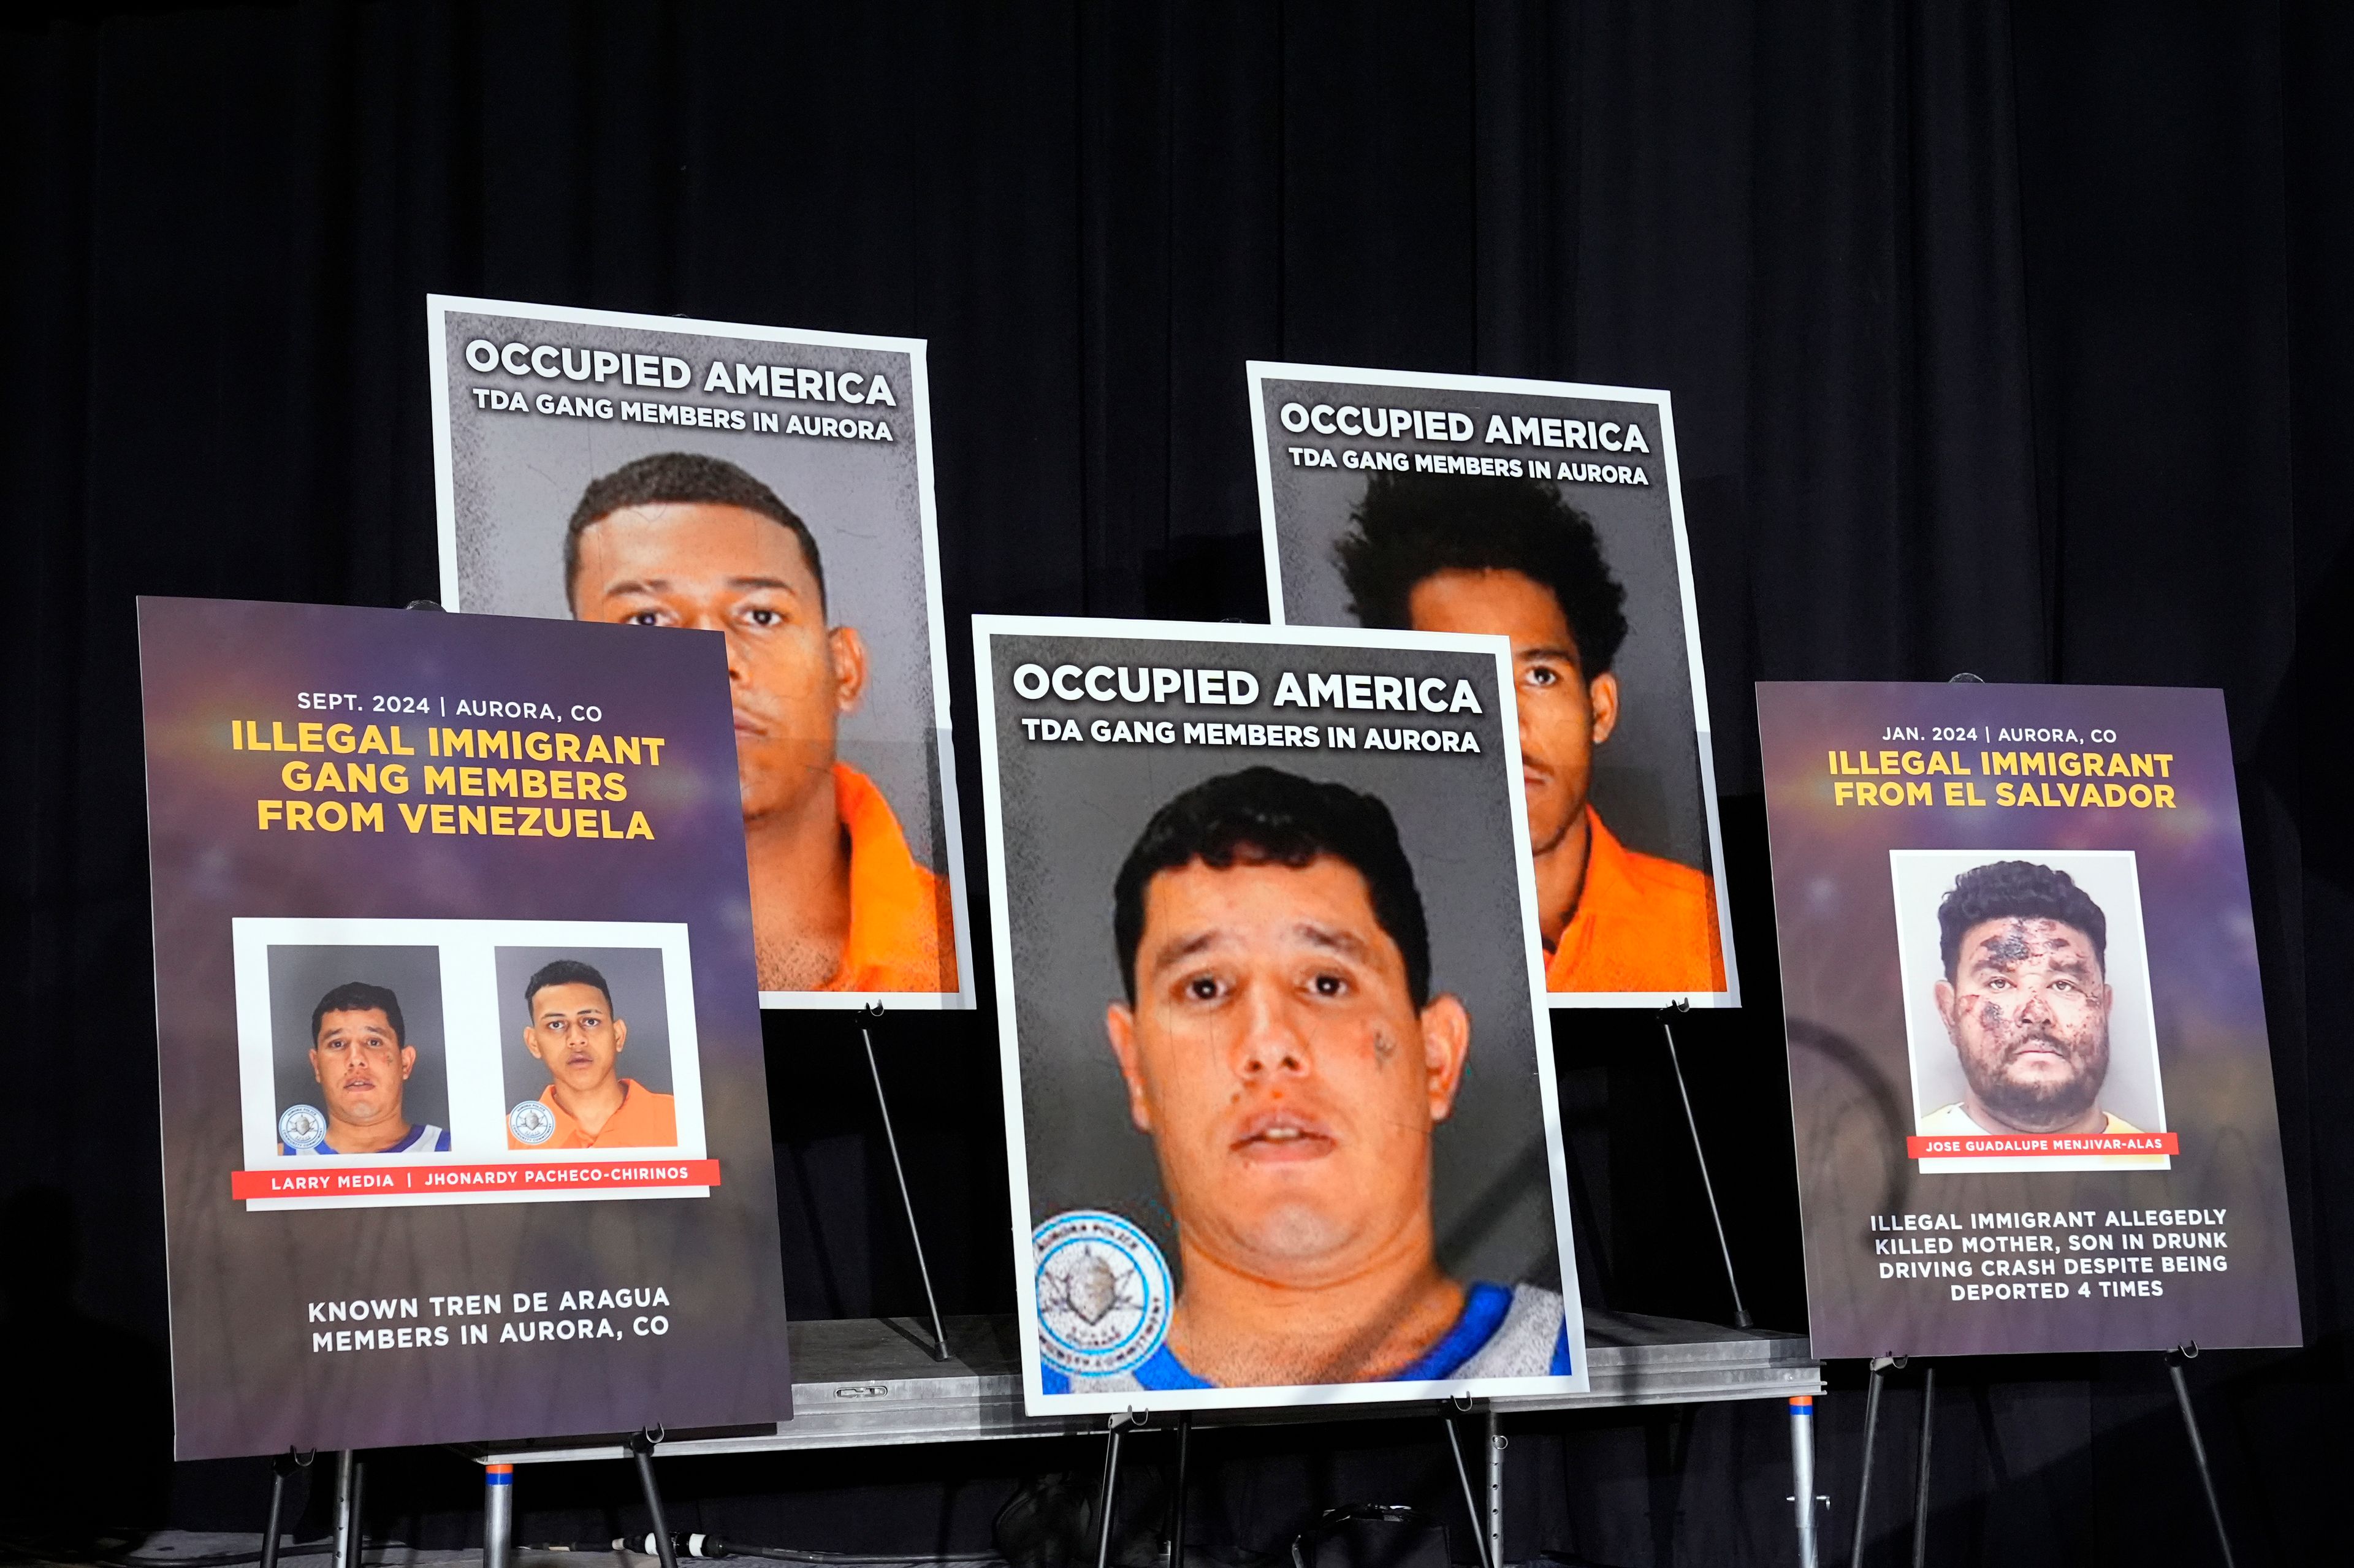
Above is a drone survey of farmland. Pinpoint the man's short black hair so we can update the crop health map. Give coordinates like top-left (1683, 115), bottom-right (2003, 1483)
top-left (1937, 861), bottom-right (2109, 980)
top-left (564, 452), bottom-right (826, 612)
top-left (1112, 767), bottom-right (1431, 1008)
top-left (311, 982), bottom-right (405, 1047)
top-left (525, 959), bottom-right (614, 1014)
top-left (1333, 472), bottom-right (1631, 676)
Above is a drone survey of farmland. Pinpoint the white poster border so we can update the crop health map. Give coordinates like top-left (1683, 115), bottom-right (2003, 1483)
top-left (231, 915), bottom-right (710, 1210)
top-left (1243, 360), bottom-right (1740, 1010)
top-left (1888, 847), bottom-right (2171, 1175)
top-left (972, 612), bottom-right (1588, 1417)
top-left (425, 294), bottom-right (975, 1012)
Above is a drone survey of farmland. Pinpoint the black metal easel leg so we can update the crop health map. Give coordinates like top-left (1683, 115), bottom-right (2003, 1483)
top-left (2166, 1349), bottom-right (2238, 1568)
top-left (629, 1429), bottom-right (682, 1568)
top-left (1094, 1420), bottom-right (1126, 1568)
top-left (1910, 1365), bottom-right (1935, 1568)
top-left (260, 1448), bottom-right (310, 1568)
top-left (1441, 1409), bottom-right (1493, 1568)
top-left (1848, 1357), bottom-right (1894, 1568)
top-left (1657, 1005), bottom-right (1751, 1328)
top-left (862, 1012), bottom-right (950, 1362)
top-left (330, 1450), bottom-right (363, 1568)
top-left (1483, 1408), bottom-right (1504, 1568)
top-left (1167, 1414), bottom-right (1190, 1568)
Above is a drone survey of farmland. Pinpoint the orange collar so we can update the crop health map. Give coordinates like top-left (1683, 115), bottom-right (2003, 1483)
top-left (820, 763), bottom-right (956, 993)
top-left (1550, 809), bottom-right (1638, 972)
top-left (532, 1078), bottom-right (677, 1149)
top-left (1545, 809), bottom-right (1725, 994)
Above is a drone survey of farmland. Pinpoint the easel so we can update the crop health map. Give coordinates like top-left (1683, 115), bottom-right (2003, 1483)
top-left (1843, 1349), bottom-right (2236, 1567)
top-left (256, 1448), bottom-right (312, 1568)
top-left (625, 1429), bottom-right (681, 1568)
top-left (484, 1005), bottom-right (960, 1565)
top-left (487, 1428), bottom-right (676, 1568)
top-left (861, 1002), bottom-right (950, 1361)
top-left (1826, 665), bottom-right (2242, 1567)
top-left (253, 1447), bottom-right (359, 1568)
top-left (1657, 1002), bottom-right (1751, 1328)
top-left (2165, 1348), bottom-right (2238, 1568)
top-left (1084, 1408), bottom-right (1190, 1568)
top-left (1439, 1400), bottom-right (1505, 1568)
top-left (1090, 1410), bottom-right (1141, 1568)
top-left (1842, 1355), bottom-right (1914, 1568)
top-left (1086, 1406), bottom-right (1502, 1568)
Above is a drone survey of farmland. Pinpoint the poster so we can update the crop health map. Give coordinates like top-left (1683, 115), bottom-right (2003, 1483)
top-left (1757, 681), bottom-right (2300, 1359)
top-left (1246, 363), bottom-right (1736, 1008)
top-left (428, 295), bottom-right (972, 1009)
top-left (973, 616), bottom-right (1586, 1414)
top-left (139, 597), bottom-right (793, 1458)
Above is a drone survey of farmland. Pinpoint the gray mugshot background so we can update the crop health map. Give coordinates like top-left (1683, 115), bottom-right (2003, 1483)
top-left (1258, 375), bottom-right (1709, 873)
top-left (440, 308), bottom-right (946, 873)
top-left (990, 631), bottom-right (1563, 1293)
top-left (1893, 850), bottom-right (2165, 1131)
top-left (493, 945), bottom-right (676, 1108)
top-left (269, 945), bottom-right (449, 1134)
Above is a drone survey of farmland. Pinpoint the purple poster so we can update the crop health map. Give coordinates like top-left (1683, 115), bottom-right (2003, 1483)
top-left (1757, 682), bottom-right (2298, 1359)
top-left (138, 597), bottom-right (791, 1459)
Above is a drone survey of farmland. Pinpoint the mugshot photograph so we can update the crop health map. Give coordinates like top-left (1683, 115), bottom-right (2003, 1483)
top-left (1249, 366), bottom-right (1736, 1006)
top-left (432, 299), bottom-right (972, 1007)
top-left (1891, 850), bottom-right (2169, 1173)
top-left (562, 454), bottom-right (951, 997)
top-left (494, 946), bottom-right (684, 1152)
top-left (977, 621), bottom-right (1584, 1412)
top-left (264, 946), bottom-right (451, 1157)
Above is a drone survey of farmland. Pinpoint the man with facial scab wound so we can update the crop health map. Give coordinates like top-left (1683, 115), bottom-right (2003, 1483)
top-left (1919, 861), bottom-right (2162, 1167)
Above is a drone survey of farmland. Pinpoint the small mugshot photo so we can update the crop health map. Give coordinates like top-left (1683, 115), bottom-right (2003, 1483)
top-left (1247, 363), bottom-right (1735, 1008)
top-left (1890, 850), bottom-right (2169, 1173)
top-left (232, 916), bottom-right (710, 1205)
top-left (263, 945), bottom-right (452, 1157)
top-left (429, 297), bottom-right (972, 1010)
top-left (976, 618), bottom-right (1585, 1416)
top-left (494, 946), bottom-right (678, 1151)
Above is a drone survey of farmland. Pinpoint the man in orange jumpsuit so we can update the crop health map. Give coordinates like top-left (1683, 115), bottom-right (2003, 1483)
top-left (566, 452), bottom-right (955, 994)
top-left (1335, 473), bottom-right (1723, 994)
top-left (508, 959), bottom-right (677, 1149)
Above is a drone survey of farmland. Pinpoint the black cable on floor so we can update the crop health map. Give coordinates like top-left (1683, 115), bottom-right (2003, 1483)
top-left (606, 1536), bottom-right (1003, 1566)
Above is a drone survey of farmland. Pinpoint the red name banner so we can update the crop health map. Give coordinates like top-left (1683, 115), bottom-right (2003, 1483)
top-left (232, 1159), bottom-right (722, 1200)
top-left (1905, 1133), bottom-right (2179, 1160)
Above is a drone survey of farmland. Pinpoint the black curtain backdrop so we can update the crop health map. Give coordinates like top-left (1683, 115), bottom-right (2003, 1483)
top-left (3, 3), bottom-right (2350, 1564)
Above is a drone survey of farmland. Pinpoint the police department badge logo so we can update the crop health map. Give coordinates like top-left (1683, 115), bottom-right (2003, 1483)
top-left (508, 1100), bottom-right (557, 1146)
top-left (1032, 1210), bottom-right (1171, 1378)
top-left (278, 1103), bottom-right (327, 1152)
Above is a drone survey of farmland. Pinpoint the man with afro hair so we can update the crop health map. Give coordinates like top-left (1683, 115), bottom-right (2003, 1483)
top-left (1335, 472), bottom-right (1722, 994)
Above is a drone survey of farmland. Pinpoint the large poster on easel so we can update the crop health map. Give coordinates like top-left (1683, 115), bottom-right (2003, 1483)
top-left (139, 597), bottom-right (793, 1458)
top-left (973, 616), bottom-right (1587, 1415)
top-left (1757, 681), bottom-right (2300, 1360)
top-left (1246, 362), bottom-right (1737, 1008)
top-left (427, 295), bottom-right (973, 1010)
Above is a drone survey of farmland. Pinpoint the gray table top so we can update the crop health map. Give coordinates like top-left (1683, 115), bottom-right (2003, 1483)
top-left (479, 1311), bottom-right (1821, 1465)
